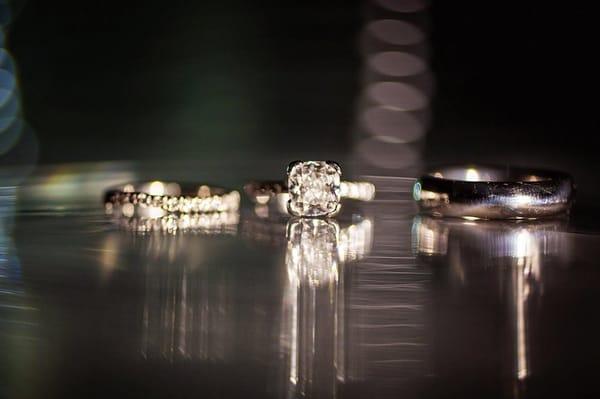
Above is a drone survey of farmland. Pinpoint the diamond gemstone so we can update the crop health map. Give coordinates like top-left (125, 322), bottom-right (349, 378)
top-left (287, 161), bottom-right (341, 217)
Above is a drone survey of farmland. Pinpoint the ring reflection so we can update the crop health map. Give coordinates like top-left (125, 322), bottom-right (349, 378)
top-left (106, 202), bottom-right (239, 235)
top-left (412, 215), bottom-right (569, 391)
top-left (280, 217), bottom-right (373, 398)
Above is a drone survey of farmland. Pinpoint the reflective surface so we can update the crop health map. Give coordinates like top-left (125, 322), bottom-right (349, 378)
top-left (4, 1), bottom-right (600, 397)
top-left (3, 163), bottom-right (600, 398)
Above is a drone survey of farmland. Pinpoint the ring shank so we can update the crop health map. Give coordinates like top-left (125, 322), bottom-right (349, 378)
top-left (415, 166), bottom-right (575, 220)
top-left (244, 180), bottom-right (375, 204)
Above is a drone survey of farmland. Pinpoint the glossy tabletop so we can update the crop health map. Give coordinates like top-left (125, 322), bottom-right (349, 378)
top-left (2, 162), bottom-right (599, 399)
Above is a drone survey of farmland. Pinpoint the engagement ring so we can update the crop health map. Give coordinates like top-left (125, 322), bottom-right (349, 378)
top-left (245, 161), bottom-right (375, 218)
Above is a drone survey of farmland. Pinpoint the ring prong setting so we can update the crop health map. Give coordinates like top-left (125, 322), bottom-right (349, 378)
top-left (287, 160), bottom-right (342, 217)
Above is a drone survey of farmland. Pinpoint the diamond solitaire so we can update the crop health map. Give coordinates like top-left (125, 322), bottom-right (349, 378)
top-left (287, 161), bottom-right (342, 217)
top-left (243, 161), bottom-right (374, 217)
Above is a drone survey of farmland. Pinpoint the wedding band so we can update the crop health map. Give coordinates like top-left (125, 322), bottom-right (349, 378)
top-left (244, 161), bottom-right (375, 218)
top-left (413, 165), bottom-right (574, 220)
top-left (104, 181), bottom-right (240, 215)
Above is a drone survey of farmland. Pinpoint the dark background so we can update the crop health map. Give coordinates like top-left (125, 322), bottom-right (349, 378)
top-left (3, 1), bottom-right (599, 211)
top-left (3, 4), bottom-right (600, 399)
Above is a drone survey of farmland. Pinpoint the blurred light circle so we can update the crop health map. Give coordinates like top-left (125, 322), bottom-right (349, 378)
top-left (358, 137), bottom-right (420, 169)
top-left (0, 68), bottom-right (16, 108)
top-left (367, 20), bottom-right (424, 46)
top-left (0, 122), bottom-right (39, 184)
top-left (368, 51), bottom-right (426, 77)
top-left (0, 116), bottom-right (22, 155)
top-left (0, 3), bottom-right (12, 27)
top-left (373, 0), bottom-right (428, 13)
top-left (0, 49), bottom-right (15, 72)
top-left (362, 105), bottom-right (424, 143)
top-left (367, 81), bottom-right (428, 111)
top-left (0, 88), bottom-right (18, 122)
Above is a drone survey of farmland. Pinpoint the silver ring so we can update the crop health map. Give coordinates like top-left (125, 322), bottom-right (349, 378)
top-left (413, 165), bottom-right (575, 220)
top-left (104, 181), bottom-right (240, 216)
top-left (244, 161), bottom-right (375, 218)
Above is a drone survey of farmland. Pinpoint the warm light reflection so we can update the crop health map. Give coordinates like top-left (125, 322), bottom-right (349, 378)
top-left (127, 221), bottom-right (244, 361)
top-left (121, 203), bottom-right (135, 218)
top-left (140, 243), bottom-right (235, 361)
top-left (277, 193), bottom-right (290, 214)
top-left (340, 181), bottom-right (376, 201)
top-left (112, 211), bottom-right (240, 235)
top-left (98, 235), bottom-right (120, 282)
top-left (255, 194), bottom-right (271, 205)
top-left (511, 194), bottom-right (534, 207)
top-left (338, 219), bottom-right (373, 263)
top-left (465, 168), bottom-right (480, 182)
top-left (286, 218), bottom-right (374, 287)
top-left (281, 217), bottom-right (373, 396)
top-left (286, 219), bottom-right (340, 287)
top-left (148, 181), bottom-right (166, 196)
top-left (514, 229), bottom-right (532, 260)
top-left (412, 216), bottom-right (566, 384)
top-left (411, 216), bottom-right (448, 256)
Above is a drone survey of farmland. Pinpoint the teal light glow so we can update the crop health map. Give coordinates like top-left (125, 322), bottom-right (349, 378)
top-left (413, 181), bottom-right (422, 201)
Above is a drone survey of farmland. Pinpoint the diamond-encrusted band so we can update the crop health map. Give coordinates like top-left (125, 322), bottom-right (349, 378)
top-left (104, 181), bottom-right (240, 215)
top-left (244, 161), bottom-right (375, 218)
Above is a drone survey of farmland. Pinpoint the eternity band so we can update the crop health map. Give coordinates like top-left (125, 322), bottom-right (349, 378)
top-left (104, 181), bottom-right (240, 215)
top-left (413, 165), bottom-right (575, 220)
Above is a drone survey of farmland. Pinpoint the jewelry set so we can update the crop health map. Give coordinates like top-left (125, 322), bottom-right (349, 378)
top-left (104, 161), bottom-right (575, 232)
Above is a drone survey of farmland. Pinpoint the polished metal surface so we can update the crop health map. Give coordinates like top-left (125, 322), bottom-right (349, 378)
top-left (414, 165), bottom-right (575, 220)
top-left (2, 162), bottom-right (600, 398)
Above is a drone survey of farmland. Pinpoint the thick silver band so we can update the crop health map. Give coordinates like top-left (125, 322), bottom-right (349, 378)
top-left (414, 165), bottom-right (575, 220)
top-left (104, 181), bottom-right (240, 214)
